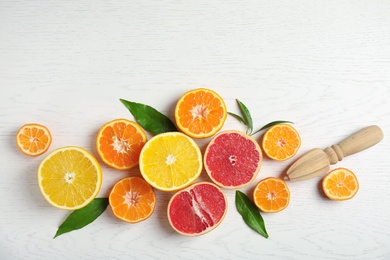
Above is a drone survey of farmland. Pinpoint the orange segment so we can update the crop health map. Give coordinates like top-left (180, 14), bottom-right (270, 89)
top-left (322, 168), bottom-right (359, 200)
top-left (262, 124), bottom-right (301, 161)
top-left (109, 176), bottom-right (156, 223)
top-left (253, 177), bottom-right (290, 213)
top-left (16, 123), bottom-right (52, 156)
top-left (96, 119), bottom-right (147, 170)
top-left (175, 88), bottom-right (227, 138)
top-left (38, 146), bottom-right (102, 210)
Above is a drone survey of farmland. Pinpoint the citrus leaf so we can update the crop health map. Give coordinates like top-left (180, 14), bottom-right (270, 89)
top-left (235, 190), bottom-right (269, 238)
top-left (228, 112), bottom-right (247, 125)
top-left (251, 120), bottom-right (294, 135)
top-left (53, 198), bottom-right (109, 239)
top-left (236, 99), bottom-right (253, 134)
top-left (120, 99), bottom-right (178, 135)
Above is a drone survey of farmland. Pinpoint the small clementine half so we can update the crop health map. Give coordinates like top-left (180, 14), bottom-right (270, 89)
top-left (16, 123), bottom-right (52, 156)
top-left (109, 176), bottom-right (156, 223)
top-left (174, 88), bottom-right (227, 138)
top-left (262, 124), bottom-right (301, 161)
top-left (322, 168), bottom-right (359, 200)
top-left (96, 119), bottom-right (147, 170)
top-left (253, 177), bottom-right (290, 213)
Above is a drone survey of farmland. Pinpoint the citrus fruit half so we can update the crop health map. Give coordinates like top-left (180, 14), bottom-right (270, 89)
top-left (38, 146), bottom-right (102, 210)
top-left (167, 182), bottom-right (228, 236)
top-left (262, 124), bottom-right (301, 161)
top-left (204, 130), bottom-right (262, 189)
top-left (16, 123), bottom-right (52, 156)
top-left (174, 88), bottom-right (227, 138)
top-left (253, 177), bottom-right (290, 213)
top-left (322, 168), bottom-right (359, 200)
top-left (96, 119), bottom-right (147, 170)
top-left (109, 176), bottom-right (156, 223)
top-left (139, 132), bottom-right (202, 192)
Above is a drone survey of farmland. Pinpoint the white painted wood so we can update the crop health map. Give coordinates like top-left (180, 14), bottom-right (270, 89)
top-left (1, 1), bottom-right (390, 259)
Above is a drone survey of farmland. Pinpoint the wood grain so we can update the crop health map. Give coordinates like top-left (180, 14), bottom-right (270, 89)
top-left (1, 1), bottom-right (390, 259)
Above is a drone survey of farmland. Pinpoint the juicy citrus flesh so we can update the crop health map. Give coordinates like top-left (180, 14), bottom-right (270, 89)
top-left (322, 168), bottom-right (359, 200)
top-left (175, 88), bottom-right (227, 138)
top-left (253, 177), bottom-right (290, 213)
top-left (38, 146), bottom-right (102, 210)
top-left (109, 176), bottom-right (156, 223)
top-left (139, 132), bottom-right (202, 192)
top-left (97, 119), bottom-right (147, 170)
top-left (167, 182), bottom-right (227, 236)
top-left (262, 124), bottom-right (301, 161)
top-left (204, 130), bottom-right (262, 189)
top-left (16, 123), bottom-right (52, 156)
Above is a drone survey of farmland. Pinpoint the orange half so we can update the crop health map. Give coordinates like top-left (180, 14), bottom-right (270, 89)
top-left (322, 168), bottom-right (359, 200)
top-left (16, 123), bottom-right (52, 156)
top-left (109, 176), bottom-right (156, 223)
top-left (175, 88), bottom-right (227, 138)
top-left (96, 119), bottom-right (147, 170)
top-left (262, 124), bottom-right (301, 161)
top-left (253, 177), bottom-right (290, 213)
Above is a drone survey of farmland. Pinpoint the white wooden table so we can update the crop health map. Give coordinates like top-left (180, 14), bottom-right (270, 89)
top-left (1, 1), bottom-right (389, 259)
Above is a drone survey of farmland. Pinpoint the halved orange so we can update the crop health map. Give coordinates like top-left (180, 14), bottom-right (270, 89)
top-left (262, 124), bottom-right (301, 161)
top-left (38, 146), bottom-right (102, 210)
top-left (322, 168), bottom-right (359, 200)
top-left (174, 88), bottom-right (227, 138)
top-left (96, 119), bottom-right (147, 170)
top-left (139, 132), bottom-right (202, 192)
top-left (253, 177), bottom-right (290, 213)
top-left (109, 176), bottom-right (156, 223)
top-left (16, 123), bottom-right (52, 156)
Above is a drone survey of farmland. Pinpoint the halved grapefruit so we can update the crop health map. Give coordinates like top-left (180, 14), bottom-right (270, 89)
top-left (204, 130), bottom-right (262, 189)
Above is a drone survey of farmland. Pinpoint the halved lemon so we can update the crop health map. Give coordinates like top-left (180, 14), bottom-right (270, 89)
top-left (38, 146), bottom-right (102, 210)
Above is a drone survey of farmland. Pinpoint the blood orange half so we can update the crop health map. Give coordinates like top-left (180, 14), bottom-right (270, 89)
top-left (204, 130), bottom-right (262, 189)
top-left (167, 182), bottom-right (228, 236)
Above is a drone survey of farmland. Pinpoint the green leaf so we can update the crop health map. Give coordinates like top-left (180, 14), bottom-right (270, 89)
top-left (235, 190), bottom-right (269, 238)
top-left (236, 99), bottom-right (253, 135)
top-left (228, 112), bottom-right (247, 125)
top-left (120, 99), bottom-right (178, 135)
top-left (251, 120), bottom-right (294, 135)
top-left (54, 198), bottom-right (109, 239)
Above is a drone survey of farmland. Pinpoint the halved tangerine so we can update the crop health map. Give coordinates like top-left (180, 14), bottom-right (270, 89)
top-left (174, 88), bottom-right (227, 138)
top-left (253, 177), bottom-right (290, 213)
top-left (262, 124), bottom-right (301, 161)
top-left (16, 123), bottom-right (52, 156)
top-left (322, 168), bottom-right (359, 200)
top-left (96, 119), bottom-right (147, 170)
top-left (109, 176), bottom-right (156, 223)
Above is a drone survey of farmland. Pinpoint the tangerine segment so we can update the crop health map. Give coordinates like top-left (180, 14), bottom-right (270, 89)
top-left (38, 146), bottom-right (102, 210)
top-left (253, 177), bottom-right (290, 213)
top-left (167, 182), bottom-right (227, 236)
top-left (16, 123), bottom-right (52, 156)
top-left (204, 130), bottom-right (262, 189)
top-left (109, 176), bottom-right (156, 223)
top-left (96, 119), bottom-right (147, 170)
top-left (175, 88), bottom-right (227, 138)
top-left (322, 168), bottom-right (359, 200)
top-left (262, 124), bottom-right (301, 161)
top-left (139, 132), bottom-right (202, 192)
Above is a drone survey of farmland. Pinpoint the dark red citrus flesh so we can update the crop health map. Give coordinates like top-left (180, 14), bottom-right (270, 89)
top-left (204, 131), bottom-right (262, 188)
top-left (168, 182), bottom-right (227, 236)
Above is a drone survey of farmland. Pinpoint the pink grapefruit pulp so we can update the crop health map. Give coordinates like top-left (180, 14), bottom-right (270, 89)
top-left (204, 130), bottom-right (262, 189)
top-left (167, 182), bottom-right (228, 236)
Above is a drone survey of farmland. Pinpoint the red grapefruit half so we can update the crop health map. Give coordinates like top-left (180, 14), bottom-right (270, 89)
top-left (204, 130), bottom-right (262, 189)
top-left (167, 182), bottom-right (228, 236)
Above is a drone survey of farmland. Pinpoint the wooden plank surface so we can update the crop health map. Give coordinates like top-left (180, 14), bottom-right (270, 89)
top-left (1, 1), bottom-right (390, 259)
